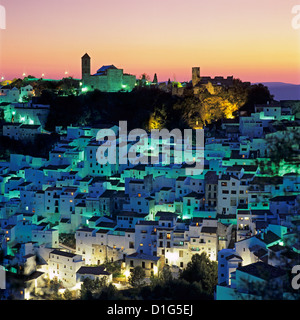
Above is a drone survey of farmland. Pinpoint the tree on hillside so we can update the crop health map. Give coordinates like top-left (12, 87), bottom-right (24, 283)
top-left (180, 252), bottom-right (218, 296)
top-left (139, 73), bottom-right (151, 81)
top-left (240, 83), bottom-right (274, 114)
top-left (148, 106), bottom-right (168, 130)
top-left (263, 128), bottom-right (300, 174)
top-left (128, 266), bottom-right (146, 288)
top-left (80, 277), bottom-right (108, 300)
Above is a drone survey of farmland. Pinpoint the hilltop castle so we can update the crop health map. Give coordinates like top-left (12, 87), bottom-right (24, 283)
top-left (192, 67), bottom-right (234, 87)
top-left (81, 53), bottom-right (136, 93)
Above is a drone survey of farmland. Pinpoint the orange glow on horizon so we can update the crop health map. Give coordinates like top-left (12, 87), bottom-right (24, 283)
top-left (0, 0), bottom-right (299, 84)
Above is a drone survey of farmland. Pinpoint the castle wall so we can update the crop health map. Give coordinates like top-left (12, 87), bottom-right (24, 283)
top-left (83, 72), bottom-right (136, 93)
top-left (107, 69), bottom-right (123, 92)
top-left (122, 74), bottom-right (136, 91)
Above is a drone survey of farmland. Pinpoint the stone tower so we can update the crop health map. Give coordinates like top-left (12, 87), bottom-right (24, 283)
top-left (192, 67), bottom-right (200, 87)
top-left (81, 53), bottom-right (91, 80)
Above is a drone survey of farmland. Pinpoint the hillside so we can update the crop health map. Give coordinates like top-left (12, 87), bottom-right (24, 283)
top-left (259, 82), bottom-right (300, 101)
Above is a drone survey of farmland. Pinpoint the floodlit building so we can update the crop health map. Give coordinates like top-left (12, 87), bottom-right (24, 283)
top-left (125, 252), bottom-right (161, 277)
top-left (48, 249), bottom-right (84, 288)
top-left (216, 262), bottom-right (288, 300)
top-left (3, 123), bottom-right (42, 142)
top-left (81, 53), bottom-right (136, 93)
top-left (0, 85), bottom-right (19, 103)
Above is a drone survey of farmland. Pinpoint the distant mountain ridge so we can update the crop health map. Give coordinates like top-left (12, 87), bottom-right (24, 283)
top-left (256, 82), bottom-right (300, 101)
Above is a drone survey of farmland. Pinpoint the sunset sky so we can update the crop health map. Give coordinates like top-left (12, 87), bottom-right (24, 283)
top-left (0, 0), bottom-right (300, 83)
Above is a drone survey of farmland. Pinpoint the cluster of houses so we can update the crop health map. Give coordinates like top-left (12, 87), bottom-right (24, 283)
top-left (0, 99), bottom-right (299, 300)
top-left (0, 84), bottom-right (51, 143)
top-left (0, 84), bottom-right (34, 104)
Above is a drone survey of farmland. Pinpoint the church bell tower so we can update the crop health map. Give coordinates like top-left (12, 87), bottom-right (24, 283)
top-left (81, 53), bottom-right (91, 80)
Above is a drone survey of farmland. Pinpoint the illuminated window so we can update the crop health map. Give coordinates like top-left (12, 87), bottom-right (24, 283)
top-left (166, 233), bottom-right (171, 239)
top-left (138, 193), bottom-right (141, 197)
top-left (70, 200), bottom-right (73, 203)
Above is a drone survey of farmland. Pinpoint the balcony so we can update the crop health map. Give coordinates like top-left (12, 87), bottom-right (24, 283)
top-left (238, 226), bottom-right (250, 231)
top-left (173, 242), bottom-right (184, 247)
top-left (190, 247), bottom-right (201, 252)
top-left (173, 233), bottom-right (185, 239)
